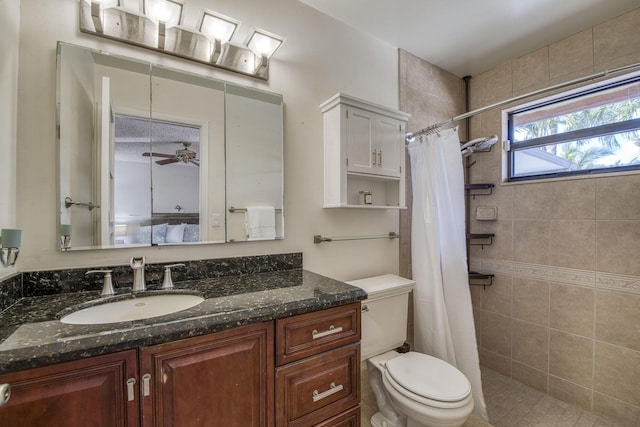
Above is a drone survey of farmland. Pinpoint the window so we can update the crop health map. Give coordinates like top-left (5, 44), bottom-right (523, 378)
top-left (507, 76), bottom-right (640, 181)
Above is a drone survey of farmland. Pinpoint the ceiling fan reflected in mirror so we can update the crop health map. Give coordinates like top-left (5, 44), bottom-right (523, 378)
top-left (142, 141), bottom-right (200, 167)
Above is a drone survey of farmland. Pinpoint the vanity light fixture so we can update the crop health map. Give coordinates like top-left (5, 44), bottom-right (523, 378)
top-left (143, 0), bottom-right (183, 50)
top-left (78, 0), bottom-right (285, 80)
top-left (0, 228), bottom-right (21, 268)
top-left (143, 0), bottom-right (182, 28)
top-left (245, 27), bottom-right (285, 59)
top-left (199, 10), bottom-right (239, 63)
top-left (245, 27), bottom-right (286, 77)
top-left (84, 0), bottom-right (119, 33)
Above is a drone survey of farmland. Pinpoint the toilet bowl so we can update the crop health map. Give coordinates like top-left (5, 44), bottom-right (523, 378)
top-left (369, 351), bottom-right (473, 427)
top-left (348, 275), bottom-right (474, 427)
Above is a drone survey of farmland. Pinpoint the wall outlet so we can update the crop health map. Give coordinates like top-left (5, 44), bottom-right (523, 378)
top-left (210, 214), bottom-right (221, 227)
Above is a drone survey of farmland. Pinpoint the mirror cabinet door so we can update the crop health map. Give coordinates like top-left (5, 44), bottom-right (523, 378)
top-left (225, 85), bottom-right (284, 242)
top-left (58, 43), bottom-right (152, 249)
top-left (145, 66), bottom-right (226, 246)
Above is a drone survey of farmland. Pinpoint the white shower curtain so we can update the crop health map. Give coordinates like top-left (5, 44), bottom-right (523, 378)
top-left (407, 126), bottom-right (488, 420)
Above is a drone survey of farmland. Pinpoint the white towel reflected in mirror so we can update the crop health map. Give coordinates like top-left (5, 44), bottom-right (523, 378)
top-left (245, 206), bottom-right (276, 241)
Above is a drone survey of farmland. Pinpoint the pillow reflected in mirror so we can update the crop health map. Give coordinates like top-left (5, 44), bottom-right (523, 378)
top-left (136, 223), bottom-right (169, 244)
top-left (183, 224), bottom-right (200, 242)
top-left (166, 224), bottom-right (186, 243)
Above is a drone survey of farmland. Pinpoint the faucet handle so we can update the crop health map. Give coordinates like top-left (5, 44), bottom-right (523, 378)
top-left (130, 256), bottom-right (146, 269)
top-left (86, 270), bottom-right (115, 297)
top-left (162, 263), bottom-right (186, 289)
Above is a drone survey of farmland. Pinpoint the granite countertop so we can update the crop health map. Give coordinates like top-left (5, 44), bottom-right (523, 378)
top-left (0, 269), bottom-right (367, 373)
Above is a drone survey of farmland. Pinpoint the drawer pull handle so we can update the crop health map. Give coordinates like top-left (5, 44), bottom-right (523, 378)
top-left (0, 383), bottom-right (10, 408)
top-left (142, 373), bottom-right (151, 397)
top-left (312, 325), bottom-right (343, 339)
top-left (312, 382), bottom-right (343, 402)
top-left (126, 378), bottom-right (136, 402)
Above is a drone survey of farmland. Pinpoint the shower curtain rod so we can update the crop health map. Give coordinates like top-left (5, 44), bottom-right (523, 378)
top-left (405, 61), bottom-right (640, 142)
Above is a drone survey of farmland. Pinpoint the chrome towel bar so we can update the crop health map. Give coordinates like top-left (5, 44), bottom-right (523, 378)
top-left (314, 232), bottom-right (400, 244)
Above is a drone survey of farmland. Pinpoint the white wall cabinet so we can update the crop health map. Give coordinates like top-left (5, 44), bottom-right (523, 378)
top-left (321, 93), bottom-right (410, 208)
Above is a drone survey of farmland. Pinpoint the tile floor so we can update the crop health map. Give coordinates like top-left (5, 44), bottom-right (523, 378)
top-left (361, 367), bottom-right (625, 427)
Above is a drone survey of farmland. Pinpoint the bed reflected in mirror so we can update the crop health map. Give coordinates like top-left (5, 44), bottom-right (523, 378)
top-left (113, 115), bottom-right (202, 246)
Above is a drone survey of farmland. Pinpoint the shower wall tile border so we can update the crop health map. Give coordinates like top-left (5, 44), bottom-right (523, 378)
top-left (595, 272), bottom-right (640, 294)
top-left (470, 257), bottom-right (640, 295)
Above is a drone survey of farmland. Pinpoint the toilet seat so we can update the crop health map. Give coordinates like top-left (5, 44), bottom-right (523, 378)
top-left (384, 352), bottom-right (471, 408)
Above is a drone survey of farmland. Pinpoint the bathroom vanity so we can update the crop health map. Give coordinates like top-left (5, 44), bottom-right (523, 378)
top-left (0, 256), bottom-right (365, 426)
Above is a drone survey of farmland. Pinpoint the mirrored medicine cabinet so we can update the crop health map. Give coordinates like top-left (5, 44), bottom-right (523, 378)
top-left (57, 42), bottom-right (284, 251)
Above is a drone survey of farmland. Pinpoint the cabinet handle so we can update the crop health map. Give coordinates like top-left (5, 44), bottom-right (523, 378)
top-left (126, 378), bottom-right (136, 402)
top-left (312, 382), bottom-right (343, 402)
top-left (142, 373), bottom-right (151, 397)
top-left (378, 150), bottom-right (382, 166)
top-left (372, 150), bottom-right (377, 166)
top-left (312, 325), bottom-right (343, 339)
top-left (0, 383), bottom-right (10, 408)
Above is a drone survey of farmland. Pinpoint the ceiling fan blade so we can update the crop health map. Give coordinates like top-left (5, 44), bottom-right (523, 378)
top-left (156, 158), bottom-right (180, 165)
top-left (142, 152), bottom-right (175, 158)
top-left (189, 159), bottom-right (200, 167)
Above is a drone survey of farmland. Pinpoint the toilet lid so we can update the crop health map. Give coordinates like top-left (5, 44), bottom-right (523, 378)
top-left (385, 352), bottom-right (471, 402)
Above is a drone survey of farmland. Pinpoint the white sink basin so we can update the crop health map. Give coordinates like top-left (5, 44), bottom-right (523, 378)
top-left (60, 294), bottom-right (205, 325)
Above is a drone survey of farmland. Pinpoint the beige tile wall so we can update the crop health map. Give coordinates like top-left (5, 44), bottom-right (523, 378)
top-left (465, 8), bottom-right (640, 427)
top-left (398, 49), bottom-right (467, 346)
top-left (399, 7), bottom-right (640, 427)
top-left (398, 49), bottom-right (467, 277)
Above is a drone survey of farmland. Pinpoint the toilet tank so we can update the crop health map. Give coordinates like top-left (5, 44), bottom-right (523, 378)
top-left (347, 274), bottom-right (415, 360)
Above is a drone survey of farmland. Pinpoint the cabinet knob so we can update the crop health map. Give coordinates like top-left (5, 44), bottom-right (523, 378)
top-left (0, 383), bottom-right (10, 408)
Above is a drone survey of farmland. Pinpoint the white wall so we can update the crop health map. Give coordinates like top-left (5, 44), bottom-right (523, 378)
top-left (15, 0), bottom-right (402, 281)
top-left (0, 0), bottom-right (20, 279)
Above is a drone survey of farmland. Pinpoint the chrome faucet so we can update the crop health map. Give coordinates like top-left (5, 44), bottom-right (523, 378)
top-left (130, 256), bottom-right (146, 292)
top-left (162, 263), bottom-right (185, 289)
top-left (86, 269), bottom-right (115, 296)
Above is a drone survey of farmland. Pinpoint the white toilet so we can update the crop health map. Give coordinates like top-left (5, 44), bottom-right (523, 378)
top-left (348, 274), bottom-right (474, 427)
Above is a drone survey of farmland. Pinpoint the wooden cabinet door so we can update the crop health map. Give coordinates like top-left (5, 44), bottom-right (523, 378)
top-left (0, 350), bottom-right (139, 427)
top-left (139, 322), bottom-right (274, 427)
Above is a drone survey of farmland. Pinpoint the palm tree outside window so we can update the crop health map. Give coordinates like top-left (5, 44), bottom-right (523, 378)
top-left (507, 76), bottom-right (640, 181)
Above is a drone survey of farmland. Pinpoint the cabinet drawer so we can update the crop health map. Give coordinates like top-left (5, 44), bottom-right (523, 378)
top-left (276, 343), bottom-right (360, 427)
top-left (313, 405), bottom-right (360, 427)
top-left (276, 303), bottom-right (361, 365)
